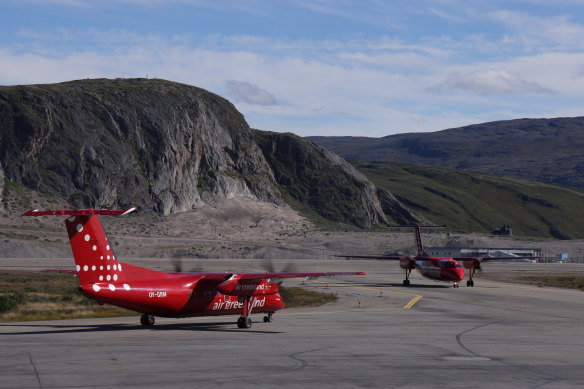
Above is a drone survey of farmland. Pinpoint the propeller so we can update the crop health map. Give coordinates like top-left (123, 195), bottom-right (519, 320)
top-left (261, 258), bottom-right (297, 273)
top-left (170, 257), bottom-right (202, 273)
top-left (171, 257), bottom-right (183, 273)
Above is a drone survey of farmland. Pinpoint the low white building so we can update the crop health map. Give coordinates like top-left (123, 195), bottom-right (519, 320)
top-left (426, 247), bottom-right (542, 258)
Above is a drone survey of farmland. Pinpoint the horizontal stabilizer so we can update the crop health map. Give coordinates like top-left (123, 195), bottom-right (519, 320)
top-left (22, 208), bottom-right (136, 217)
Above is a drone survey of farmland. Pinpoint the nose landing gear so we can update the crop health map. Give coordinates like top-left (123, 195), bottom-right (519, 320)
top-left (140, 314), bottom-right (155, 327)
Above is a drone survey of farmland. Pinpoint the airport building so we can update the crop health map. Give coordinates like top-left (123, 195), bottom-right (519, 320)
top-left (426, 246), bottom-right (542, 259)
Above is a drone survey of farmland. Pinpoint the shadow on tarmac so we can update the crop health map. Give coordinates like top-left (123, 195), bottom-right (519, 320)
top-left (0, 320), bottom-right (284, 336)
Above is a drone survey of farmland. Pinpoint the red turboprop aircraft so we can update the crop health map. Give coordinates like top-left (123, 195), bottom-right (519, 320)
top-left (22, 208), bottom-right (365, 328)
top-left (340, 225), bottom-right (537, 288)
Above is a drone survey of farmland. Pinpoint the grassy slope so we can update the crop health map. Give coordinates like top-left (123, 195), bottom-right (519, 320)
top-left (352, 161), bottom-right (584, 239)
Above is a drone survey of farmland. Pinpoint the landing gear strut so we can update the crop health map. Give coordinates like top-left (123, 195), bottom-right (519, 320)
top-left (140, 314), bottom-right (155, 327)
top-left (236, 296), bottom-right (256, 329)
top-left (263, 312), bottom-right (274, 323)
top-left (403, 268), bottom-right (412, 287)
top-left (467, 267), bottom-right (476, 287)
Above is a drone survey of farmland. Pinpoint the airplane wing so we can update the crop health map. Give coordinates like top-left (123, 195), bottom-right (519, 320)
top-left (236, 271), bottom-right (366, 281)
top-left (22, 208), bottom-right (136, 216)
top-left (454, 255), bottom-right (539, 264)
top-left (168, 271), bottom-right (365, 282)
top-left (454, 256), bottom-right (540, 270)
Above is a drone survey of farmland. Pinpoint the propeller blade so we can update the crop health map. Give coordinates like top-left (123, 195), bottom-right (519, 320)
top-left (170, 257), bottom-right (183, 273)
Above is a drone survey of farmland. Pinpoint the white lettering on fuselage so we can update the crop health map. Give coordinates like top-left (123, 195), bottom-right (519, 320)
top-left (148, 291), bottom-right (167, 298)
top-left (235, 283), bottom-right (267, 291)
top-left (212, 297), bottom-right (266, 311)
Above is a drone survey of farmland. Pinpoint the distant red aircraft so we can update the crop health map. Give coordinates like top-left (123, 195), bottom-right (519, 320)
top-left (22, 208), bottom-right (365, 328)
top-left (340, 225), bottom-right (537, 288)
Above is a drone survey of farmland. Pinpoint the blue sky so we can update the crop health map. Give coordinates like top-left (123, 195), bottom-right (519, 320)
top-left (2, 1), bottom-right (584, 137)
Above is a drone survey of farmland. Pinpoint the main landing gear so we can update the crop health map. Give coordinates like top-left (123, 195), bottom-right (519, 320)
top-left (237, 316), bottom-right (252, 329)
top-left (237, 312), bottom-right (274, 328)
top-left (140, 314), bottom-right (155, 327)
top-left (467, 267), bottom-right (476, 287)
top-left (402, 268), bottom-right (412, 287)
top-left (236, 295), bottom-right (276, 328)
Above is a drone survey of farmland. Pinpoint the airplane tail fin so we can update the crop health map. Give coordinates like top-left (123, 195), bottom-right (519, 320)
top-left (22, 208), bottom-right (135, 286)
top-left (389, 224), bottom-right (445, 257)
top-left (413, 224), bottom-right (426, 256)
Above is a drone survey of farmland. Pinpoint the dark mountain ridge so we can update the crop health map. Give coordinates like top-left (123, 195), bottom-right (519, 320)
top-left (308, 117), bottom-right (584, 188)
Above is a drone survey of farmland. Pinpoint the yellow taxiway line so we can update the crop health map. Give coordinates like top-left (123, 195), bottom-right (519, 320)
top-left (312, 280), bottom-right (423, 309)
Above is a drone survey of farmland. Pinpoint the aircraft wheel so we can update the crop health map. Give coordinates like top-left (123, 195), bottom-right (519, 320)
top-left (470, 280), bottom-right (474, 287)
top-left (403, 279), bottom-right (410, 287)
top-left (264, 313), bottom-right (273, 323)
top-left (237, 317), bottom-right (252, 329)
top-left (140, 314), bottom-right (155, 327)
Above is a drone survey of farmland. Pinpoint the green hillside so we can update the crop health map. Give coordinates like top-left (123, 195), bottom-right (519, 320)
top-left (352, 161), bottom-right (584, 239)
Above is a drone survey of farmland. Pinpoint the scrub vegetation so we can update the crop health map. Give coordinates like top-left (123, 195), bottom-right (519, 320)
top-left (519, 275), bottom-right (584, 290)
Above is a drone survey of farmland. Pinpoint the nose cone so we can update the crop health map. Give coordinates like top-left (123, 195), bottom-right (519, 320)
top-left (455, 267), bottom-right (465, 282)
top-left (271, 294), bottom-right (285, 310)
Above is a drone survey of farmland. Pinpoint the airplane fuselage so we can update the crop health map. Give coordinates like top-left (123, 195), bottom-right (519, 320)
top-left (402, 257), bottom-right (465, 283)
top-left (79, 265), bottom-right (285, 318)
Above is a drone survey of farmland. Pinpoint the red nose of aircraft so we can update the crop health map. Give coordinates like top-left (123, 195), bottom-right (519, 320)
top-left (454, 267), bottom-right (465, 282)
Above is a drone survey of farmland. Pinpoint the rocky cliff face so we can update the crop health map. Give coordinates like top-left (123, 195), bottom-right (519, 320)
top-left (0, 78), bottom-right (280, 214)
top-left (0, 78), bottom-right (418, 228)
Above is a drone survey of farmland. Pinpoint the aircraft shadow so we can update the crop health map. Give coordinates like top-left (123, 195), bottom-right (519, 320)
top-left (0, 320), bottom-right (283, 336)
top-left (329, 281), bottom-right (453, 289)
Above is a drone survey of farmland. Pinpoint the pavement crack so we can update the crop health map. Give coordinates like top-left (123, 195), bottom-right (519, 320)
top-left (455, 321), bottom-right (560, 388)
top-left (28, 352), bottom-right (43, 389)
top-left (287, 347), bottom-right (335, 372)
top-left (455, 320), bottom-right (502, 357)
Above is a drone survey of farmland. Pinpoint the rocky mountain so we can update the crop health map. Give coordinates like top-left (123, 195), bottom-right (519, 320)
top-left (253, 131), bottom-right (420, 228)
top-left (0, 78), bottom-right (420, 228)
top-left (308, 117), bottom-right (584, 188)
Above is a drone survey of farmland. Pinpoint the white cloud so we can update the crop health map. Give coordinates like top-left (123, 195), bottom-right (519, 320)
top-left (431, 69), bottom-right (554, 95)
top-left (225, 80), bottom-right (277, 106)
top-left (2, 12), bottom-right (584, 137)
top-left (491, 10), bottom-right (584, 51)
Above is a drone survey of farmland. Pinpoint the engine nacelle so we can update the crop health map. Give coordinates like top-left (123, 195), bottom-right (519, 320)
top-left (399, 258), bottom-right (416, 270)
top-left (217, 275), bottom-right (280, 297)
top-left (461, 259), bottom-right (481, 270)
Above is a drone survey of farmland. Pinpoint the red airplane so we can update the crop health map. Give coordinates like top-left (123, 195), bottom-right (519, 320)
top-left (340, 225), bottom-right (537, 288)
top-left (22, 208), bottom-right (365, 328)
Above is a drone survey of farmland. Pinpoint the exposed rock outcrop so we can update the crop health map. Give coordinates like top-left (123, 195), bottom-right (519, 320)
top-left (0, 78), bottom-right (280, 214)
top-left (0, 78), bottom-right (419, 228)
top-left (254, 131), bottom-right (419, 228)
